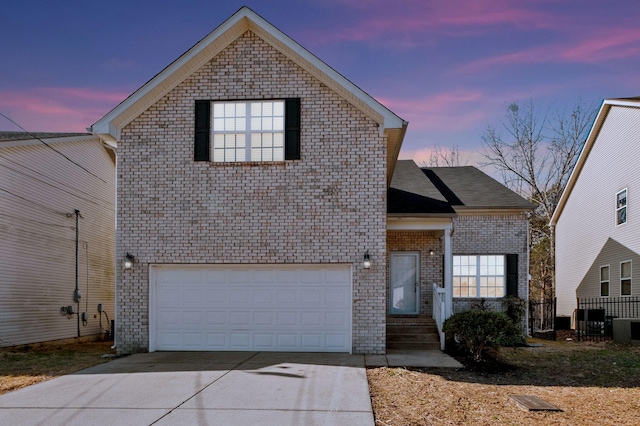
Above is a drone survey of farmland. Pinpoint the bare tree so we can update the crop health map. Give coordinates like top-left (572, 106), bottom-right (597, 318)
top-left (481, 98), bottom-right (597, 302)
top-left (423, 144), bottom-right (469, 167)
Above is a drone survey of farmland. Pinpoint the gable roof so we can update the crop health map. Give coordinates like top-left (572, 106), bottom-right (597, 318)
top-left (550, 97), bottom-right (640, 225)
top-left (388, 160), bottom-right (534, 216)
top-left (90, 6), bottom-right (407, 182)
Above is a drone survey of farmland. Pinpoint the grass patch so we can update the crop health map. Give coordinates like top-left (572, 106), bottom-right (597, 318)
top-left (368, 339), bottom-right (640, 425)
top-left (0, 340), bottom-right (115, 395)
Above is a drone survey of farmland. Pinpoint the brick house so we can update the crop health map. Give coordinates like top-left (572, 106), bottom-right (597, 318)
top-left (91, 7), bottom-right (533, 354)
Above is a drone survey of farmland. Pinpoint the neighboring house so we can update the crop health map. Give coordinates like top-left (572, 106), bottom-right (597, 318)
top-left (551, 98), bottom-right (640, 321)
top-left (91, 7), bottom-right (532, 354)
top-left (0, 132), bottom-right (115, 347)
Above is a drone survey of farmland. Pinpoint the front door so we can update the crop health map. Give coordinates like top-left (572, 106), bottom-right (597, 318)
top-left (389, 252), bottom-right (420, 315)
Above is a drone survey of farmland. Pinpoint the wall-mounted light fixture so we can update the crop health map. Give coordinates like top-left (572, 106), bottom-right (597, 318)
top-left (429, 249), bottom-right (435, 256)
top-left (363, 251), bottom-right (371, 269)
top-left (124, 253), bottom-right (135, 270)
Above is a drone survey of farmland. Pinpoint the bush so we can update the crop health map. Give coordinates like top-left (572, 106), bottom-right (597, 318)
top-left (443, 310), bottom-right (523, 361)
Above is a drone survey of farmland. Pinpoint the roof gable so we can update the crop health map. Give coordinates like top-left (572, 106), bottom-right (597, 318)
top-left (550, 98), bottom-right (640, 225)
top-left (90, 7), bottom-right (407, 181)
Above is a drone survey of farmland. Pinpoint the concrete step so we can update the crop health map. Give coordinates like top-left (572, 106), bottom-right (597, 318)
top-left (386, 333), bottom-right (440, 343)
top-left (387, 325), bottom-right (438, 334)
top-left (386, 341), bottom-right (442, 351)
top-left (386, 323), bottom-right (441, 350)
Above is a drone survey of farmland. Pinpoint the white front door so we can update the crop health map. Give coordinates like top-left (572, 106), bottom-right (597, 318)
top-left (389, 252), bottom-right (420, 315)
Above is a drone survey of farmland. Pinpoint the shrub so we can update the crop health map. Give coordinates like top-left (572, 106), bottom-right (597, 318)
top-left (443, 310), bottom-right (523, 361)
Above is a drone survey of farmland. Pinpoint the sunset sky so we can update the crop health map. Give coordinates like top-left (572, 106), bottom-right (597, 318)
top-left (1, 0), bottom-right (639, 165)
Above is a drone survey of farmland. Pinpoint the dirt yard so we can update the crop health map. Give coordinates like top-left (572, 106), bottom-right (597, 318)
top-left (368, 339), bottom-right (640, 425)
top-left (0, 339), bottom-right (115, 395)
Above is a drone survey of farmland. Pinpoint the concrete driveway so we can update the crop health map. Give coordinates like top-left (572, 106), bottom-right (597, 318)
top-left (0, 352), bottom-right (373, 426)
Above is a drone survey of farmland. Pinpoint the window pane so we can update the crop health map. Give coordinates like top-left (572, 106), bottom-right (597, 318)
top-left (273, 133), bottom-right (283, 147)
top-left (273, 101), bottom-right (284, 116)
top-left (273, 116), bottom-right (284, 131)
top-left (622, 279), bottom-right (631, 296)
top-left (262, 117), bottom-right (272, 131)
top-left (251, 102), bottom-right (261, 116)
top-left (273, 147), bottom-right (284, 161)
top-left (213, 103), bottom-right (225, 117)
top-left (622, 262), bottom-right (631, 278)
top-left (213, 118), bottom-right (224, 131)
top-left (601, 266), bottom-right (609, 281)
top-left (251, 117), bottom-right (262, 130)
top-left (262, 102), bottom-right (273, 116)
top-left (601, 282), bottom-right (609, 297)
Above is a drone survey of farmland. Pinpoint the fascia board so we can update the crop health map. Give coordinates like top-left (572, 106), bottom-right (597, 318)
top-left (550, 100), bottom-right (611, 225)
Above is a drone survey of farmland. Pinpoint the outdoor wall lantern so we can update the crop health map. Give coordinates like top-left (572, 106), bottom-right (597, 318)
top-left (124, 253), bottom-right (135, 270)
top-left (363, 251), bottom-right (371, 269)
top-left (429, 249), bottom-right (435, 256)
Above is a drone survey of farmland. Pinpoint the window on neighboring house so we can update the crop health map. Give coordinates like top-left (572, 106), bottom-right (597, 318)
top-left (194, 99), bottom-right (300, 162)
top-left (453, 255), bottom-right (507, 298)
top-left (616, 188), bottom-right (627, 225)
top-left (600, 265), bottom-right (610, 297)
top-left (621, 261), bottom-right (632, 296)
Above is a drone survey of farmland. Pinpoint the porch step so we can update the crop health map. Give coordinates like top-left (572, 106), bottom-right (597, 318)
top-left (386, 323), bottom-right (441, 351)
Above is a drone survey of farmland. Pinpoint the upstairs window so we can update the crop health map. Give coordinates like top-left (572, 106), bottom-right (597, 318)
top-left (616, 188), bottom-right (627, 225)
top-left (600, 265), bottom-right (610, 297)
top-left (194, 99), bottom-right (300, 162)
top-left (621, 261), bottom-right (632, 296)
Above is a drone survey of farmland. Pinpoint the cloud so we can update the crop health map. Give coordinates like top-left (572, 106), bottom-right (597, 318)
top-left (377, 91), bottom-right (488, 132)
top-left (458, 27), bottom-right (640, 73)
top-left (305, 0), bottom-right (561, 46)
top-left (0, 87), bottom-right (127, 132)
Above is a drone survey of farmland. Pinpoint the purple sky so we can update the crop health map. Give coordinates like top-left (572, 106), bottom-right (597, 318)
top-left (2, 0), bottom-right (639, 165)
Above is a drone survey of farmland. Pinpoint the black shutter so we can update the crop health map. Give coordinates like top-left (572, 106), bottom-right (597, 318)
top-left (285, 98), bottom-right (301, 160)
top-left (194, 100), bottom-right (210, 161)
top-left (506, 254), bottom-right (518, 296)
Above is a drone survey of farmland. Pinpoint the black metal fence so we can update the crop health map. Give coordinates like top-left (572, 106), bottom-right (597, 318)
top-left (529, 298), bottom-right (556, 340)
top-left (576, 297), bottom-right (640, 341)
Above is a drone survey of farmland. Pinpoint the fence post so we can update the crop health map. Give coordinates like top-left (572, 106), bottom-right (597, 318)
top-left (552, 297), bottom-right (557, 341)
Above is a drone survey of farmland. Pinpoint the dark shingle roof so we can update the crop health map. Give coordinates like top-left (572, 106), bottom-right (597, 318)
top-left (424, 166), bottom-right (535, 210)
top-left (388, 161), bottom-right (535, 215)
top-left (0, 131), bottom-right (90, 142)
top-left (388, 160), bottom-right (456, 215)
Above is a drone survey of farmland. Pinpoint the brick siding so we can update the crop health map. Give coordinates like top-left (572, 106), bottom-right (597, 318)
top-left (452, 213), bottom-right (529, 314)
top-left (116, 31), bottom-right (387, 354)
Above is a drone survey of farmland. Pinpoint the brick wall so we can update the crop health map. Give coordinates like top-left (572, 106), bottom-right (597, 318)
top-left (116, 31), bottom-right (387, 354)
top-left (451, 213), bottom-right (529, 314)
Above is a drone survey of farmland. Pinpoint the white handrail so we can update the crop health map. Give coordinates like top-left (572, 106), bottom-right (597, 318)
top-left (432, 283), bottom-right (446, 350)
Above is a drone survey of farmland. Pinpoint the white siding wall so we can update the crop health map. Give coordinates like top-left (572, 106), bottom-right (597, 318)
top-left (556, 106), bottom-right (640, 316)
top-left (0, 137), bottom-right (115, 347)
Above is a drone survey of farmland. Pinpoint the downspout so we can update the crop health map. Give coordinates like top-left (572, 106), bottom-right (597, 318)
top-left (74, 209), bottom-right (81, 338)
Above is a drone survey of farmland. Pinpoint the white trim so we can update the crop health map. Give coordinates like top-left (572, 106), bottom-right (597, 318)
top-left (387, 217), bottom-right (453, 231)
top-left (149, 265), bottom-right (157, 352)
top-left (600, 264), bottom-right (610, 298)
top-left (444, 229), bottom-right (453, 319)
top-left (616, 188), bottom-right (628, 227)
top-left (620, 260), bottom-right (632, 297)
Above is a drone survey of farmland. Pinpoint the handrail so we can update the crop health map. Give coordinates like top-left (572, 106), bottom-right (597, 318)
top-left (432, 283), bottom-right (446, 350)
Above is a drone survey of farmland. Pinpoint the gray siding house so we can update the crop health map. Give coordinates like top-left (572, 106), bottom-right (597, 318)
top-left (91, 7), bottom-right (532, 354)
top-left (0, 132), bottom-right (115, 347)
top-left (551, 98), bottom-right (640, 320)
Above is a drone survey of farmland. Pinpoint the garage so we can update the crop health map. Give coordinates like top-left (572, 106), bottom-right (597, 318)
top-left (150, 264), bottom-right (352, 352)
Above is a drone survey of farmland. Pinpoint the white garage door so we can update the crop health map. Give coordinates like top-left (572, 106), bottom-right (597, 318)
top-left (150, 264), bottom-right (352, 352)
